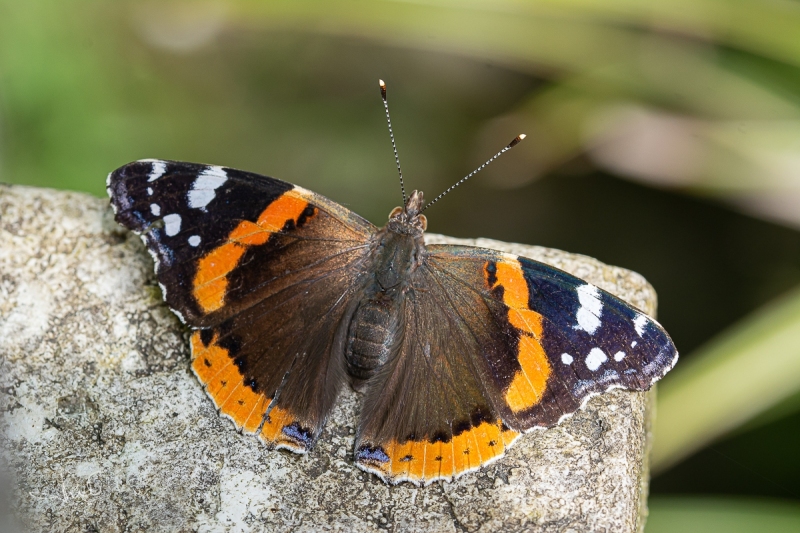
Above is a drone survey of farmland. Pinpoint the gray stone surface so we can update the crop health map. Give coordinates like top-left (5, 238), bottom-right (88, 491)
top-left (0, 184), bottom-right (658, 532)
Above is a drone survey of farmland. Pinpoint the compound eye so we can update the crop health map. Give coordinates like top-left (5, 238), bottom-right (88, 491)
top-left (388, 206), bottom-right (403, 219)
top-left (418, 214), bottom-right (427, 231)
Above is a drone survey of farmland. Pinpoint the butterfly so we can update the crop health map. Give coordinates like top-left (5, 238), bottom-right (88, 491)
top-left (107, 80), bottom-right (677, 486)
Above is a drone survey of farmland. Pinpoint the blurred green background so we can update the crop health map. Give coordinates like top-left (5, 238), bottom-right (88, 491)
top-left (2, 1), bottom-right (800, 530)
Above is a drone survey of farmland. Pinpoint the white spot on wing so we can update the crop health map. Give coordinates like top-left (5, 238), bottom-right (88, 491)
top-left (150, 203), bottom-right (161, 216)
top-left (633, 314), bottom-right (649, 337)
top-left (614, 351), bottom-right (626, 362)
top-left (163, 214), bottom-right (182, 237)
top-left (147, 187), bottom-right (153, 195)
top-left (148, 160), bottom-right (167, 182)
top-left (188, 235), bottom-right (201, 247)
top-left (561, 353), bottom-right (573, 365)
top-left (188, 166), bottom-right (227, 211)
top-left (585, 347), bottom-right (607, 371)
top-left (575, 284), bottom-right (602, 334)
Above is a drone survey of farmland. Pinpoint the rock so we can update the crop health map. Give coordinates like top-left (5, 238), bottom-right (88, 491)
top-left (0, 184), bottom-right (659, 532)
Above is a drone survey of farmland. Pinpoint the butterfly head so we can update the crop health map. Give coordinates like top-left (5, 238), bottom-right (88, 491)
top-left (387, 190), bottom-right (427, 234)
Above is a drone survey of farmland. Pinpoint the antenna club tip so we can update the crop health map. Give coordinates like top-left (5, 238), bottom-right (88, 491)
top-left (509, 134), bottom-right (526, 147)
top-left (379, 79), bottom-right (385, 87)
top-left (379, 79), bottom-right (387, 99)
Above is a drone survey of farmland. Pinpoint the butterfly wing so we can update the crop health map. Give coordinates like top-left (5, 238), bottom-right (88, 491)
top-left (108, 159), bottom-right (376, 451)
top-left (355, 244), bottom-right (677, 485)
top-left (354, 260), bottom-right (521, 485)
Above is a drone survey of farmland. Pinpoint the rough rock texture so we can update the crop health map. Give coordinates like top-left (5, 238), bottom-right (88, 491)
top-left (0, 184), bottom-right (658, 533)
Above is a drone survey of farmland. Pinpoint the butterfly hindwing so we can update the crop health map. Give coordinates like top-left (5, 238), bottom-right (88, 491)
top-left (108, 159), bottom-right (377, 450)
top-left (354, 244), bottom-right (677, 485)
top-left (354, 260), bottom-right (521, 485)
top-left (189, 258), bottom-right (365, 451)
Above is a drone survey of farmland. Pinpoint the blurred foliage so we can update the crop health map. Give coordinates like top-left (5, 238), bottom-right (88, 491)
top-left (647, 497), bottom-right (800, 533)
top-left (652, 286), bottom-right (800, 472)
top-left (1, 0), bottom-right (800, 530)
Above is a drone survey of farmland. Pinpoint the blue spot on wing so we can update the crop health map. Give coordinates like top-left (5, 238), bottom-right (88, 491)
top-left (355, 445), bottom-right (390, 464)
top-left (282, 422), bottom-right (315, 447)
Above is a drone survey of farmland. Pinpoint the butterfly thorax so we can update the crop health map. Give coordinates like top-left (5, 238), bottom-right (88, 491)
top-left (344, 190), bottom-right (427, 382)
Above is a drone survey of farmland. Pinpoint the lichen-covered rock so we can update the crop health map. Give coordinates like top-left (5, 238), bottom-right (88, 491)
top-left (1, 184), bottom-right (657, 532)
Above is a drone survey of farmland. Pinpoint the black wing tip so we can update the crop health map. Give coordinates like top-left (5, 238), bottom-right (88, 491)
top-left (106, 160), bottom-right (168, 231)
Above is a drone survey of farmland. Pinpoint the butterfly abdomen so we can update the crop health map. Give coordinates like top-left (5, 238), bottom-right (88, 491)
top-left (345, 298), bottom-right (401, 381)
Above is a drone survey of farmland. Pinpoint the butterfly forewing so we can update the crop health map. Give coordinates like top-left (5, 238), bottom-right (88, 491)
top-left (510, 256), bottom-right (677, 425)
top-left (108, 160), bottom-right (375, 326)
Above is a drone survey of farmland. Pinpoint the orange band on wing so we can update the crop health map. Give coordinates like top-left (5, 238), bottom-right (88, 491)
top-left (190, 331), bottom-right (269, 433)
top-left (493, 261), bottom-right (529, 309)
top-left (487, 258), bottom-right (552, 413)
top-left (192, 190), bottom-right (313, 313)
top-left (193, 243), bottom-right (247, 314)
top-left (504, 335), bottom-right (551, 413)
top-left (358, 420), bottom-right (520, 485)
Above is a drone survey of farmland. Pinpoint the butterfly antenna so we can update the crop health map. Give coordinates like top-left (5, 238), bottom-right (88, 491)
top-left (421, 134), bottom-right (526, 213)
top-left (379, 79), bottom-right (407, 206)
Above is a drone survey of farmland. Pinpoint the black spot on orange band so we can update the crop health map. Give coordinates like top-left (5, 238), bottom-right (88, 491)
top-left (199, 328), bottom-right (214, 347)
top-left (484, 260), bottom-right (498, 289)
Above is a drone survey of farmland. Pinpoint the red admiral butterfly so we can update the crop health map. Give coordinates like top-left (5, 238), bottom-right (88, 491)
top-left (107, 81), bottom-right (677, 485)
